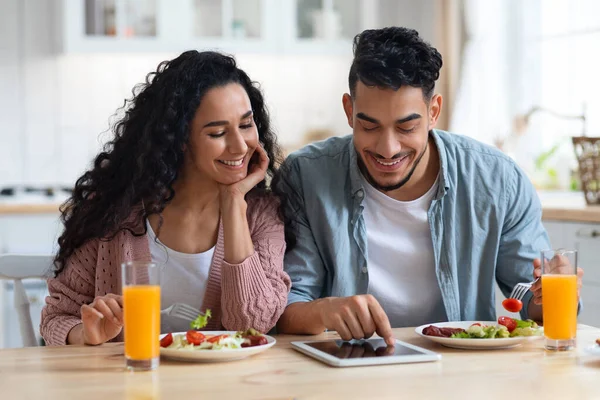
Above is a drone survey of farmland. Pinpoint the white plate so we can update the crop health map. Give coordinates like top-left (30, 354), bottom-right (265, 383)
top-left (583, 345), bottom-right (600, 356)
top-left (159, 331), bottom-right (276, 362)
top-left (415, 321), bottom-right (542, 350)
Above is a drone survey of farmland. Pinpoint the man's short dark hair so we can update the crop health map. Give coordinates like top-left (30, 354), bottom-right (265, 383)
top-left (348, 27), bottom-right (443, 101)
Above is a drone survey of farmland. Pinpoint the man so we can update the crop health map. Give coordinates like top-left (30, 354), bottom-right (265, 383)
top-left (274, 27), bottom-right (583, 345)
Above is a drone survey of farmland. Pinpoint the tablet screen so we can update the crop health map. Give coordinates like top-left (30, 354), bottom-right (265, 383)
top-left (305, 339), bottom-right (424, 359)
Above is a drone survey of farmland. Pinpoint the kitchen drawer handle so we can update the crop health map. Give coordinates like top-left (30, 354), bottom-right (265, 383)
top-left (576, 229), bottom-right (600, 238)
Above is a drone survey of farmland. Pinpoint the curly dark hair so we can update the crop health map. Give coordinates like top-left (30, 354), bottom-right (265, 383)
top-left (53, 50), bottom-right (283, 276)
top-left (348, 27), bottom-right (443, 100)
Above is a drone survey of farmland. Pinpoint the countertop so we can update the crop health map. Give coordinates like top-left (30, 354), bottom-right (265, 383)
top-left (0, 191), bottom-right (67, 214)
top-left (539, 191), bottom-right (600, 224)
top-left (1, 191), bottom-right (599, 224)
top-left (0, 203), bottom-right (62, 214)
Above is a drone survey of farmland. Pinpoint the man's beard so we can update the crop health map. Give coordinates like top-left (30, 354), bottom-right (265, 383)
top-left (357, 140), bottom-right (428, 192)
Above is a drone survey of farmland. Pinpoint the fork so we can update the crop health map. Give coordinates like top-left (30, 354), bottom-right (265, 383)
top-left (508, 278), bottom-right (540, 301)
top-left (160, 303), bottom-right (201, 322)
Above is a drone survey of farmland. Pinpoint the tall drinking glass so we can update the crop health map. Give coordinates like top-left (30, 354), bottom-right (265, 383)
top-left (541, 249), bottom-right (578, 351)
top-left (122, 261), bottom-right (161, 370)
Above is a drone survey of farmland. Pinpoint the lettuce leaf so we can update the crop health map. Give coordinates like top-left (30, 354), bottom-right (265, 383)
top-left (190, 309), bottom-right (212, 330)
top-left (515, 319), bottom-right (538, 329)
top-left (451, 331), bottom-right (470, 339)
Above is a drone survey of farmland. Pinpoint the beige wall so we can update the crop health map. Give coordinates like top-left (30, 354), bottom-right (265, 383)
top-left (434, 0), bottom-right (464, 132)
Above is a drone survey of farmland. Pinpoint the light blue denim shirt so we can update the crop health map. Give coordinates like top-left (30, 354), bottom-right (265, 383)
top-left (276, 129), bottom-right (550, 323)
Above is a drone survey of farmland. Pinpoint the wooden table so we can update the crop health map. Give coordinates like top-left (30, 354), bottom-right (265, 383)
top-left (2, 326), bottom-right (599, 400)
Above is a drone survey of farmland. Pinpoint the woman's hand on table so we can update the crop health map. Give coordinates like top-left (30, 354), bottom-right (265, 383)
top-left (69, 294), bottom-right (124, 345)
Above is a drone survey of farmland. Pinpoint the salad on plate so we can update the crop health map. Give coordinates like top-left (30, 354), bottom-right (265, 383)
top-left (423, 317), bottom-right (542, 339)
top-left (159, 309), bottom-right (269, 351)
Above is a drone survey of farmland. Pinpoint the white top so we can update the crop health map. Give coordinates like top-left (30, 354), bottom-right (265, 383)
top-left (361, 175), bottom-right (447, 328)
top-left (146, 220), bottom-right (215, 333)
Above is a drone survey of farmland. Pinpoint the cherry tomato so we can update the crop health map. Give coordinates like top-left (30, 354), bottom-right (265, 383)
top-left (502, 298), bottom-right (523, 313)
top-left (498, 316), bottom-right (517, 333)
top-left (207, 334), bottom-right (228, 344)
top-left (186, 330), bottom-right (206, 346)
top-left (159, 333), bottom-right (173, 348)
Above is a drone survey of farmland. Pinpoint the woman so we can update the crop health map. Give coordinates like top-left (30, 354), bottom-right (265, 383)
top-left (40, 51), bottom-right (291, 346)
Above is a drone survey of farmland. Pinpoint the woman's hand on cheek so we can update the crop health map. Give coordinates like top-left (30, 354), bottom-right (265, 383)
top-left (219, 145), bottom-right (269, 201)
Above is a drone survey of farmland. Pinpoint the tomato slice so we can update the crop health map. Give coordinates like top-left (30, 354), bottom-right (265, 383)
top-left (159, 333), bottom-right (173, 348)
top-left (186, 330), bottom-right (206, 346)
top-left (498, 316), bottom-right (517, 333)
top-left (207, 334), bottom-right (228, 344)
top-left (502, 298), bottom-right (523, 313)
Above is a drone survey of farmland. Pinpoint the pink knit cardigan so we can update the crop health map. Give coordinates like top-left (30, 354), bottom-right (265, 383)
top-left (40, 195), bottom-right (290, 345)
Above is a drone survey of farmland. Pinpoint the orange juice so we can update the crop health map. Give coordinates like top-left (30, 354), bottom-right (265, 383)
top-left (542, 274), bottom-right (577, 340)
top-left (123, 285), bottom-right (161, 360)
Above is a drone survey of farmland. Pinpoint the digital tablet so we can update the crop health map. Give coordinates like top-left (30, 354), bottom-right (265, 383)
top-left (291, 338), bottom-right (441, 367)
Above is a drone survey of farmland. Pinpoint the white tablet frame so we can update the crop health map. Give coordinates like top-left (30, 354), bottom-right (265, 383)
top-left (291, 338), bottom-right (442, 367)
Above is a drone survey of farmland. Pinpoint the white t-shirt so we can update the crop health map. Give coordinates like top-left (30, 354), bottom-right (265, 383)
top-left (362, 175), bottom-right (447, 328)
top-left (146, 220), bottom-right (215, 333)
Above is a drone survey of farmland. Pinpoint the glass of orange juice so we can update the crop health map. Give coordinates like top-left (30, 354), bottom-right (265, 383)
top-left (122, 261), bottom-right (161, 371)
top-left (541, 249), bottom-right (578, 351)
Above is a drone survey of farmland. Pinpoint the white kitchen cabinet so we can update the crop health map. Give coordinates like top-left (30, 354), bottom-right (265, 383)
top-left (57, 0), bottom-right (436, 54)
top-left (570, 223), bottom-right (600, 327)
top-left (571, 224), bottom-right (600, 284)
top-left (283, 0), bottom-right (438, 54)
top-left (282, 0), bottom-right (366, 55)
top-left (58, 0), bottom-right (280, 54)
top-left (543, 221), bottom-right (571, 249)
top-left (0, 214), bottom-right (62, 255)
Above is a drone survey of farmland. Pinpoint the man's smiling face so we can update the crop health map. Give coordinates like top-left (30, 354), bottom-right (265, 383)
top-left (344, 82), bottom-right (433, 192)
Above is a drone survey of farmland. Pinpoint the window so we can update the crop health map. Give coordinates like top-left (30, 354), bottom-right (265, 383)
top-left (519, 0), bottom-right (600, 190)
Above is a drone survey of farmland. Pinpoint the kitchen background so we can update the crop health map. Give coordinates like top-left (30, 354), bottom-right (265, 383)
top-left (0, 0), bottom-right (599, 347)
